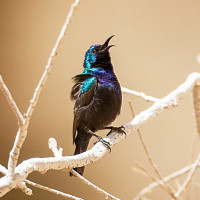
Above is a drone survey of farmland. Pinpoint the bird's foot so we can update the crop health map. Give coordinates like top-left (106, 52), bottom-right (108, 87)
top-left (86, 128), bottom-right (111, 152)
top-left (94, 136), bottom-right (111, 152)
top-left (105, 126), bottom-right (126, 136)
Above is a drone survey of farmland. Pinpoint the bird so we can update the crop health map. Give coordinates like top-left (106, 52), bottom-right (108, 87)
top-left (70, 35), bottom-right (124, 176)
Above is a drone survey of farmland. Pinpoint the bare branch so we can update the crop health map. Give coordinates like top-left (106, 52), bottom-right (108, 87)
top-left (49, 138), bottom-right (63, 157)
top-left (126, 72), bottom-right (200, 135)
top-left (0, 75), bottom-right (24, 125)
top-left (70, 169), bottom-right (120, 200)
top-left (121, 86), bottom-right (159, 103)
top-left (1, 72), bottom-right (200, 197)
top-left (134, 162), bottom-right (177, 199)
top-left (25, 0), bottom-right (80, 121)
top-left (25, 180), bottom-right (83, 200)
top-left (134, 162), bottom-right (200, 199)
top-left (128, 101), bottom-right (176, 199)
top-left (49, 138), bottom-right (120, 200)
top-left (6, 0), bottom-right (80, 180)
top-left (175, 152), bottom-right (200, 198)
top-left (0, 164), bottom-right (32, 195)
top-left (128, 101), bottom-right (163, 178)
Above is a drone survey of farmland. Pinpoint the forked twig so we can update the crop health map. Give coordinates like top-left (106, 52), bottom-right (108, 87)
top-left (134, 155), bottom-right (200, 199)
top-left (0, 76), bottom-right (24, 125)
top-left (48, 138), bottom-right (120, 200)
top-left (128, 101), bottom-right (177, 199)
top-left (6, 0), bottom-right (81, 181)
top-left (134, 162), bottom-right (177, 199)
top-left (175, 152), bottom-right (200, 198)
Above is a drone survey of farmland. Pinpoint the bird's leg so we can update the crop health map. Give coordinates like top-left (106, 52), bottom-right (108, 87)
top-left (86, 128), bottom-right (111, 152)
top-left (104, 125), bottom-right (126, 136)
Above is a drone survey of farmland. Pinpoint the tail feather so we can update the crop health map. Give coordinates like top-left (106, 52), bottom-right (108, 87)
top-left (70, 129), bottom-right (91, 176)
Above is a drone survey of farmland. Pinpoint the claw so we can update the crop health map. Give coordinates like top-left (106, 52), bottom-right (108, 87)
top-left (105, 126), bottom-right (126, 137)
top-left (94, 137), bottom-right (111, 152)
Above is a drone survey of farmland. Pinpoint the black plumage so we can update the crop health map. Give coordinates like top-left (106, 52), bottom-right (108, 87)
top-left (70, 36), bottom-right (123, 175)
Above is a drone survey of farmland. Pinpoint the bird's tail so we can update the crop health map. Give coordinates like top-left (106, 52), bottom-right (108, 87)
top-left (70, 129), bottom-right (92, 176)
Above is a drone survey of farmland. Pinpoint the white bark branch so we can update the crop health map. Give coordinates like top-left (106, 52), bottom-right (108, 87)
top-left (49, 138), bottom-right (120, 200)
top-left (1, 0), bottom-right (200, 198)
top-left (0, 76), bottom-right (24, 124)
top-left (0, 72), bottom-right (200, 197)
top-left (25, 180), bottom-right (83, 200)
top-left (70, 169), bottom-right (120, 200)
top-left (121, 86), bottom-right (159, 102)
top-left (6, 0), bottom-right (80, 181)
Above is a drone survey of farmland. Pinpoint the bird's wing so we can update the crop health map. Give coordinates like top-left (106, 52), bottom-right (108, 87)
top-left (71, 74), bottom-right (92, 101)
top-left (71, 74), bottom-right (97, 144)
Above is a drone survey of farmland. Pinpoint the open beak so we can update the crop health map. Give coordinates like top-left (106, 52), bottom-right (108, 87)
top-left (100, 35), bottom-right (115, 52)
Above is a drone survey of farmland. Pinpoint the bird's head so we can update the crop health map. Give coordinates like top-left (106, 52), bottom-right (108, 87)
top-left (84, 35), bottom-right (115, 69)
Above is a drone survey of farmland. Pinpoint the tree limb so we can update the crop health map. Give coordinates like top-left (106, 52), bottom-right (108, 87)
top-left (0, 72), bottom-right (200, 197)
top-left (6, 0), bottom-right (81, 181)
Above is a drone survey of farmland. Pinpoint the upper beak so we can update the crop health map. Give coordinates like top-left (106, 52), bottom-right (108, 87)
top-left (100, 35), bottom-right (115, 52)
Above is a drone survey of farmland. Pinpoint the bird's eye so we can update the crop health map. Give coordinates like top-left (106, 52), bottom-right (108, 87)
top-left (91, 49), bottom-right (96, 54)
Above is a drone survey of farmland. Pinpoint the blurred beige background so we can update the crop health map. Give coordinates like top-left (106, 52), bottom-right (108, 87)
top-left (1, 0), bottom-right (200, 199)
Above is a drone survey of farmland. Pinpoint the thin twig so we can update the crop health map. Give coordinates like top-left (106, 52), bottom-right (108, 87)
top-left (0, 76), bottom-right (24, 125)
top-left (134, 163), bottom-right (200, 200)
top-left (175, 152), bottom-right (200, 198)
top-left (134, 162), bottom-right (176, 199)
top-left (70, 169), bottom-right (120, 200)
top-left (25, 0), bottom-right (80, 121)
top-left (128, 100), bottom-right (162, 178)
top-left (134, 162), bottom-right (200, 199)
top-left (25, 180), bottom-right (83, 200)
top-left (122, 86), bottom-right (159, 103)
top-left (6, 0), bottom-right (81, 180)
top-left (48, 138), bottom-right (120, 200)
top-left (49, 138), bottom-right (63, 157)
top-left (128, 101), bottom-right (176, 199)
